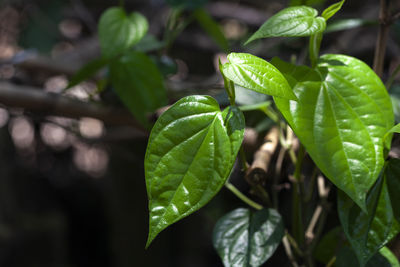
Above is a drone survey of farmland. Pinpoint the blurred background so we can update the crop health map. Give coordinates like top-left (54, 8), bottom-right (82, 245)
top-left (0, 0), bottom-right (399, 266)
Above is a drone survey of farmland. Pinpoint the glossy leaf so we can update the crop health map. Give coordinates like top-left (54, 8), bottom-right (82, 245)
top-left (109, 51), bottom-right (167, 126)
top-left (273, 55), bottom-right (394, 209)
top-left (245, 6), bottom-right (326, 44)
top-left (386, 158), bottom-right (400, 222)
top-left (336, 246), bottom-right (400, 267)
top-left (145, 96), bottom-right (245, 248)
top-left (338, 174), bottom-right (400, 266)
top-left (213, 208), bottom-right (284, 267)
top-left (321, 0), bottom-right (345, 21)
top-left (194, 8), bottom-right (229, 53)
top-left (221, 53), bottom-right (296, 100)
top-left (98, 7), bottom-right (148, 58)
top-left (67, 57), bottom-right (109, 89)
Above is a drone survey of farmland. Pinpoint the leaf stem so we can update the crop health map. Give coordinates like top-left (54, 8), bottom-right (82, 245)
top-left (309, 33), bottom-right (322, 68)
top-left (225, 182), bottom-right (263, 210)
top-left (291, 144), bottom-right (305, 247)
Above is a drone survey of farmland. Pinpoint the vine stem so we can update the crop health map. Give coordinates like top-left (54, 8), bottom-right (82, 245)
top-left (291, 144), bottom-right (305, 247)
top-left (225, 182), bottom-right (263, 210)
top-left (373, 0), bottom-right (392, 77)
top-left (386, 63), bottom-right (400, 90)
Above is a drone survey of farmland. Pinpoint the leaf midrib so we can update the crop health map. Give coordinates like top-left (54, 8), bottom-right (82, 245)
top-left (151, 115), bottom-right (220, 233)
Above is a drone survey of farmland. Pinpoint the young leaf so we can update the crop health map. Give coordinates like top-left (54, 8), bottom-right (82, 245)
top-left (321, 0), bottom-right (345, 21)
top-left (338, 174), bottom-right (400, 266)
top-left (386, 158), bottom-right (400, 222)
top-left (66, 57), bottom-right (110, 89)
top-left (221, 53), bottom-right (296, 100)
top-left (245, 6), bottom-right (326, 45)
top-left (145, 96), bottom-right (245, 248)
top-left (98, 7), bottom-right (148, 58)
top-left (193, 8), bottom-right (229, 53)
top-left (213, 208), bottom-right (284, 267)
top-left (273, 55), bottom-right (394, 210)
top-left (109, 51), bottom-right (167, 126)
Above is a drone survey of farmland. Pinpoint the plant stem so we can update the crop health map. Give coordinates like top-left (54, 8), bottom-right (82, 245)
top-left (373, 0), bottom-right (392, 77)
top-left (239, 146), bottom-right (249, 172)
top-left (282, 235), bottom-right (300, 267)
top-left (309, 33), bottom-right (322, 68)
top-left (326, 256), bottom-right (336, 267)
top-left (225, 182), bottom-right (263, 210)
top-left (292, 144), bottom-right (305, 247)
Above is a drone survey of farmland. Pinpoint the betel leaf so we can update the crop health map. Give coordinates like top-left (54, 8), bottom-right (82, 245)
top-left (98, 7), bottom-right (148, 58)
top-left (321, 0), bottom-right (345, 21)
top-left (338, 174), bottom-right (400, 266)
top-left (383, 123), bottom-right (400, 147)
top-left (221, 53), bottom-right (296, 100)
top-left (67, 57), bottom-right (110, 89)
top-left (336, 246), bottom-right (400, 267)
top-left (325, 18), bottom-right (376, 33)
top-left (145, 96), bottom-right (245, 248)
top-left (109, 51), bottom-right (167, 126)
top-left (193, 8), bottom-right (229, 53)
top-left (386, 158), bottom-right (400, 222)
top-left (245, 6), bottom-right (326, 45)
top-left (212, 208), bottom-right (284, 267)
top-left (272, 55), bottom-right (393, 210)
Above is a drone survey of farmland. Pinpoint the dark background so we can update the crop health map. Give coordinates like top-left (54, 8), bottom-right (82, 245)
top-left (0, 0), bottom-right (399, 266)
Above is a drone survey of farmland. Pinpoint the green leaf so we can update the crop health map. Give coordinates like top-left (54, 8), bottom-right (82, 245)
top-left (338, 174), bottom-right (400, 266)
top-left (134, 34), bottom-right (166, 52)
top-left (313, 226), bottom-right (343, 264)
top-left (221, 53), bottom-right (296, 100)
top-left (109, 51), bottom-right (167, 126)
top-left (386, 158), bottom-right (400, 222)
top-left (212, 208), bottom-right (284, 267)
top-left (325, 18), bottom-right (375, 33)
top-left (98, 7), bottom-right (148, 58)
top-left (273, 55), bottom-right (394, 210)
top-left (245, 6), bottom-right (326, 44)
top-left (193, 8), bottom-right (229, 53)
top-left (145, 96), bottom-right (245, 248)
top-left (336, 246), bottom-right (400, 267)
top-left (391, 95), bottom-right (400, 123)
top-left (321, 0), bottom-right (345, 21)
top-left (67, 57), bottom-right (109, 89)
top-left (383, 123), bottom-right (400, 147)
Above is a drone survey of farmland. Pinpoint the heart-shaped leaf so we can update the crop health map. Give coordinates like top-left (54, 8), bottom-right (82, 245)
top-left (272, 55), bottom-right (394, 210)
top-left (221, 53), bottom-right (296, 100)
top-left (145, 96), bottom-right (245, 247)
top-left (109, 51), bottom-right (167, 126)
top-left (245, 6), bottom-right (326, 44)
top-left (386, 158), bottom-right (400, 222)
top-left (338, 174), bottom-right (400, 266)
top-left (98, 7), bottom-right (148, 58)
top-left (213, 208), bottom-right (284, 267)
top-left (336, 246), bottom-right (400, 267)
top-left (322, 0), bottom-right (345, 21)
